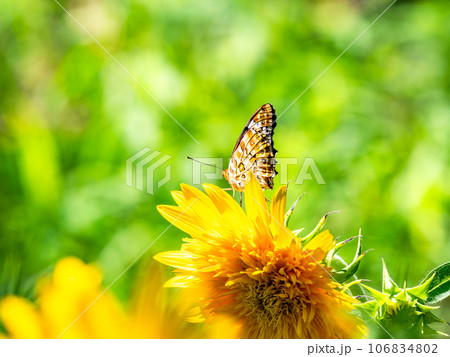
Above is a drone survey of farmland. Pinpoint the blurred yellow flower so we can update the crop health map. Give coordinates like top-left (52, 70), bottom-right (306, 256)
top-left (0, 257), bottom-right (128, 338)
top-left (127, 261), bottom-right (235, 338)
top-left (0, 257), bottom-right (227, 338)
top-left (154, 176), bottom-right (367, 338)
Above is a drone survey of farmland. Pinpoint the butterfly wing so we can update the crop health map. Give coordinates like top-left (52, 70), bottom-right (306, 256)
top-left (231, 103), bottom-right (277, 153)
top-left (224, 103), bottom-right (277, 191)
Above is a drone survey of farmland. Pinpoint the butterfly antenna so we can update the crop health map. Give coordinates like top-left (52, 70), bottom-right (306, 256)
top-left (187, 156), bottom-right (222, 170)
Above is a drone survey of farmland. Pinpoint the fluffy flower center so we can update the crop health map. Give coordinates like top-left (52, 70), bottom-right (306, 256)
top-left (154, 178), bottom-right (367, 338)
top-left (234, 246), bottom-right (335, 333)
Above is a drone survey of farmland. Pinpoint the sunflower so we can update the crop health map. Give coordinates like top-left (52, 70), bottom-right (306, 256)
top-left (154, 175), bottom-right (367, 338)
top-left (0, 257), bottom-right (231, 338)
top-left (0, 257), bottom-right (128, 338)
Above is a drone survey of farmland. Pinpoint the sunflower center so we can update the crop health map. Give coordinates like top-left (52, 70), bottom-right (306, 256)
top-left (241, 274), bottom-right (311, 327)
top-left (245, 283), bottom-right (286, 323)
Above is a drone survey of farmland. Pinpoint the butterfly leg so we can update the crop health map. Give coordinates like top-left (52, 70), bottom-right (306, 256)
top-left (240, 192), bottom-right (243, 207)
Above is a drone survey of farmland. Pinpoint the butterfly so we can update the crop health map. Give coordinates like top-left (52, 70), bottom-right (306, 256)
top-left (223, 103), bottom-right (278, 192)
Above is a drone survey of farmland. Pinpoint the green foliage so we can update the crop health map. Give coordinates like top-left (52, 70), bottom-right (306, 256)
top-left (422, 262), bottom-right (450, 304)
top-left (324, 229), bottom-right (372, 284)
top-left (359, 260), bottom-right (450, 338)
top-left (332, 238), bottom-right (369, 284)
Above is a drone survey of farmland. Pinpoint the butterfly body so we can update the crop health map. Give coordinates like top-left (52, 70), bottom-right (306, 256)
top-left (223, 103), bottom-right (278, 192)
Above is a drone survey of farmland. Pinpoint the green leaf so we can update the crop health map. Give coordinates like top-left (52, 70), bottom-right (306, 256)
top-left (422, 262), bottom-right (450, 304)
top-left (333, 233), bottom-right (372, 283)
top-left (394, 289), bottom-right (410, 302)
top-left (328, 253), bottom-right (348, 271)
top-left (362, 284), bottom-right (388, 305)
top-left (284, 192), bottom-right (305, 227)
top-left (334, 250), bottom-right (370, 283)
top-left (325, 234), bottom-right (359, 266)
top-left (421, 323), bottom-right (449, 337)
top-left (356, 300), bottom-right (379, 317)
top-left (382, 258), bottom-right (401, 295)
top-left (407, 273), bottom-right (434, 301)
top-left (332, 235), bottom-right (360, 255)
top-left (416, 302), bottom-right (439, 313)
top-left (423, 311), bottom-right (448, 325)
top-left (301, 211), bottom-right (339, 245)
top-left (291, 228), bottom-right (304, 236)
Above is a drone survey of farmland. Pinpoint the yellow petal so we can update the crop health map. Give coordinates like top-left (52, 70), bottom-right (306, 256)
top-left (244, 173), bottom-right (269, 228)
top-left (153, 251), bottom-right (196, 271)
top-left (180, 184), bottom-right (215, 210)
top-left (185, 306), bottom-right (205, 323)
top-left (205, 315), bottom-right (241, 338)
top-left (304, 230), bottom-right (335, 260)
top-left (82, 293), bottom-right (128, 338)
top-left (157, 205), bottom-right (206, 237)
top-left (260, 185), bottom-right (294, 248)
top-left (52, 257), bottom-right (102, 293)
top-left (275, 229), bottom-right (295, 249)
top-left (203, 183), bottom-right (241, 216)
top-left (181, 184), bottom-right (224, 217)
top-left (171, 190), bottom-right (185, 206)
top-left (269, 185), bottom-right (290, 247)
top-left (203, 184), bottom-right (251, 235)
top-left (270, 185), bottom-right (287, 225)
top-left (163, 275), bottom-right (198, 288)
top-left (39, 258), bottom-right (117, 338)
top-left (0, 296), bottom-right (44, 338)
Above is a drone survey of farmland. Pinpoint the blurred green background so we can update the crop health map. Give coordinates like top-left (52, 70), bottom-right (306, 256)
top-left (0, 0), bottom-right (449, 337)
